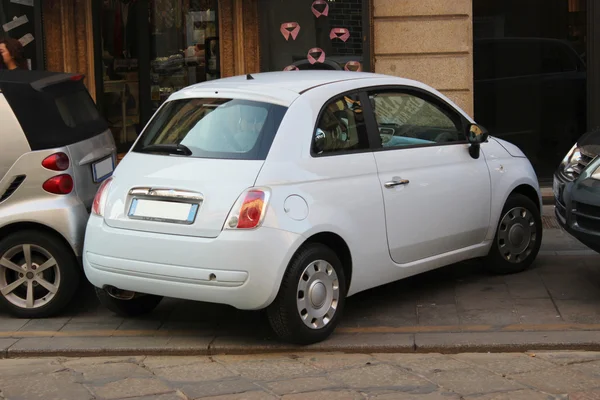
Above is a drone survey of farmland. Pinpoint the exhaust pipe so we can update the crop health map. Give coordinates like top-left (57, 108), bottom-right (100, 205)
top-left (105, 285), bottom-right (136, 300)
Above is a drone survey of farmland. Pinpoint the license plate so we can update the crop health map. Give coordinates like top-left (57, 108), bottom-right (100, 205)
top-left (128, 199), bottom-right (199, 224)
top-left (92, 156), bottom-right (114, 183)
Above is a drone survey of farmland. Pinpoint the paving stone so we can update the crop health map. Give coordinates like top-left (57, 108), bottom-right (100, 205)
top-left (0, 370), bottom-right (93, 400)
top-left (452, 352), bottom-right (556, 375)
top-left (0, 357), bottom-right (64, 377)
top-left (60, 321), bottom-right (122, 332)
top-left (370, 391), bottom-right (462, 400)
top-left (455, 283), bottom-right (514, 311)
top-left (65, 361), bottom-right (153, 384)
top-left (569, 389), bottom-right (600, 400)
top-left (417, 304), bottom-right (460, 326)
top-left (0, 318), bottom-right (28, 331)
top-left (151, 360), bottom-right (238, 382)
top-left (463, 389), bottom-right (560, 399)
top-left (570, 360), bottom-right (600, 378)
top-left (222, 358), bottom-right (322, 381)
top-left (540, 273), bottom-right (600, 301)
top-left (327, 363), bottom-right (437, 392)
top-left (511, 366), bottom-right (600, 394)
top-left (458, 308), bottom-right (520, 325)
top-left (417, 283), bottom-right (457, 306)
top-left (281, 390), bottom-right (364, 400)
top-left (373, 353), bottom-right (469, 374)
top-left (423, 367), bottom-right (525, 396)
top-left (503, 270), bottom-right (550, 299)
top-left (0, 338), bottom-right (18, 354)
top-left (177, 379), bottom-right (261, 399)
top-left (515, 298), bottom-right (562, 324)
top-left (264, 376), bottom-right (340, 395)
top-left (19, 318), bottom-right (70, 332)
top-left (8, 336), bottom-right (172, 355)
top-left (554, 300), bottom-right (600, 324)
top-left (534, 351), bottom-right (600, 366)
top-left (143, 356), bottom-right (211, 370)
top-left (117, 319), bottom-right (163, 331)
top-left (200, 392), bottom-right (278, 400)
top-left (297, 352), bottom-right (378, 370)
top-left (90, 377), bottom-right (173, 400)
top-left (116, 393), bottom-right (185, 400)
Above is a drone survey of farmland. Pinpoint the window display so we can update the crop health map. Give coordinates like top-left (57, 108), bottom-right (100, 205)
top-left (259, 0), bottom-right (366, 72)
top-left (0, 0), bottom-right (43, 70)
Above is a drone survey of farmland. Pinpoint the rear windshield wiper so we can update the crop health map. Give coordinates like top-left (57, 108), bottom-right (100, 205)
top-left (140, 143), bottom-right (192, 156)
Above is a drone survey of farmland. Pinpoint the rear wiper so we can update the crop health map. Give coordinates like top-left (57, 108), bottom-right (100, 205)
top-left (140, 143), bottom-right (192, 156)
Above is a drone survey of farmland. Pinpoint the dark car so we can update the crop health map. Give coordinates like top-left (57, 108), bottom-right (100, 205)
top-left (554, 129), bottom-right (600, 253)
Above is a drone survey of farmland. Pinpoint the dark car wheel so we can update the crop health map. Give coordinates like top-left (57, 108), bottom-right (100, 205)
top-left (95, 286), bottom-right (163, 317)
top-left (0, 230), bottom-right (80, 318)
top-left (484, 193), bottom-right (542, 274)
top-left (267, 243), bottom-right (347, 345)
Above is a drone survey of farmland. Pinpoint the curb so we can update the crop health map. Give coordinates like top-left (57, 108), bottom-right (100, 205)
top-left (3, 330), bottom-right (600, 359)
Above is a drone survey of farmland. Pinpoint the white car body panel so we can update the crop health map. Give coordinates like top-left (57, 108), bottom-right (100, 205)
top-left (84, 71), bottom-right (541, 309)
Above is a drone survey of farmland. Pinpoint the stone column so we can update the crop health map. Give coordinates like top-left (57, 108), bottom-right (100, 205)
top-left (372, 0), bottom-right (473, 115)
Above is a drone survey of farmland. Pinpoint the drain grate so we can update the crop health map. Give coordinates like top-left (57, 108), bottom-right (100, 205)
top-left (542, 215), bottom-right (561, 230)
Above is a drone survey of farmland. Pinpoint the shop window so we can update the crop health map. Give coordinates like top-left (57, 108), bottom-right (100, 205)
top-left (473, 0), bottom-right (589, 181)
top-left (259, 0), bottom-right (368, 72)
top-left (0, 0), bottom-right (43, 70)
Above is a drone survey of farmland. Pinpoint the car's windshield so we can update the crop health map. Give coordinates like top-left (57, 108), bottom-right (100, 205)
top-left (133, 98), bottom-right (288, 160)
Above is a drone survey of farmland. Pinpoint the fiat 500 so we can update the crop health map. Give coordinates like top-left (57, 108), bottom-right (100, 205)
top-left (84, 71), bottom-right (542, 344)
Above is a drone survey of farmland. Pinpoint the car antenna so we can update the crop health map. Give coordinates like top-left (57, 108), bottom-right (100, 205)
top-left (246, 74), bottom-right (254, 80)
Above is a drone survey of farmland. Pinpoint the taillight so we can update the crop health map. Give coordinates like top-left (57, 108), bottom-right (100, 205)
top-left (92, 177), bottom-right (113, 217)
top-left (42, 174), bottom-right (73, 195)
top-left (42, 152), bottom-right (70, 171)
top-left (225, 188), bottom-right (270, 230)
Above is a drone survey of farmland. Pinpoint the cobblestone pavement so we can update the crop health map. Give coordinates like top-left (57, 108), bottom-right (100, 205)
top-left (2, 351), bottom-right (600, 399)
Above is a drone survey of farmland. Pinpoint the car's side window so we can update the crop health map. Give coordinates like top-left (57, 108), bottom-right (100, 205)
top-left (369, 92), bottom-right (464, 149)
top-left (313, 93), bottom-right (370, 155)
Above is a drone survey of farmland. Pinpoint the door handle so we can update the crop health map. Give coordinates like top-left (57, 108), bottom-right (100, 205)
top-left (384, 178), bottom-right (410, 188)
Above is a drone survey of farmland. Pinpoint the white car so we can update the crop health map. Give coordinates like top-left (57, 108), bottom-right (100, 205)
top-left (83, 71), bottom-right (542, 344)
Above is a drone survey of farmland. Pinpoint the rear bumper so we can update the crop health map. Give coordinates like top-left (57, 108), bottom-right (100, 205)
top-left (83, 215), bottom-right (304, 310)
top-left (554, 172), bottom-right (600, 253)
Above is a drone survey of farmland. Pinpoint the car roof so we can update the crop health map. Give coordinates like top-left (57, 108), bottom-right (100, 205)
top-left (169, 71), bottom-right (419, 106)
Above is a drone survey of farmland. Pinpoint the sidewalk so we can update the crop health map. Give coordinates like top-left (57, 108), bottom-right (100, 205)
top-left (2, 351), bottom-right (600, 399)
top-left (0, 206), bottom-right (598, 358)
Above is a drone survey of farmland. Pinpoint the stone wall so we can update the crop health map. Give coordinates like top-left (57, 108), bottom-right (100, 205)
top-left (372, 0), bottom-right (473, 115)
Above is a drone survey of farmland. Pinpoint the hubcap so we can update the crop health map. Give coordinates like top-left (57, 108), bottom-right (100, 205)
top-left (497, 207), bottom-right (537, 263)
top-left (297, 260), bottom-right (339, 329)
top-left (0, 244), bottom-right (60, 309)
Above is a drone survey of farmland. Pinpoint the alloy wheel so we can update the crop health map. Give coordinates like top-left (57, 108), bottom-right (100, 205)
top-left (0, 244), bottom-right (61, 309)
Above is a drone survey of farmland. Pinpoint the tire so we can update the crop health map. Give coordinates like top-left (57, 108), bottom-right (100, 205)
top-left (484, 193), bottom-right (542, 274)
top-left (267, 243), bottom-right (347, 345)
top-left (0, 230), bottom-right (80, 318)
top-left (95, 286), bottom-right (162, 317)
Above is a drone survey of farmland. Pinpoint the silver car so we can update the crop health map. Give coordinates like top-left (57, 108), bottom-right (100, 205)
top-left (0, 70), bottom-right (116, 318)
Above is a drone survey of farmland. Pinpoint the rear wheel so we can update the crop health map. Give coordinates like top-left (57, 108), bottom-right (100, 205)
top-left (484, 193), bottom-right (542, 274)
top-left (267, 243), bottom-right (347, 345)
top-left (0, 231), bottom-right (80, 318)
top-left (95, 286), bottom-right (162, 317)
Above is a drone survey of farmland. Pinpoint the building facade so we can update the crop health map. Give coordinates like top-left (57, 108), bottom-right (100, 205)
top-left (1, 0), bottom-right (598, 181)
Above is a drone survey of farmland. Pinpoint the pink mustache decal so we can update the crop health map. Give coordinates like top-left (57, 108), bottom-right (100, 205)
top-left (344, 61), bottom-right (362, 71)
top-left (311, 0), bottom-right (329, 18)
top-left (283, 65), bottom-right (299, 71)
top-left (280, 22), bottom-right (300, 41)
top-left (330, 28), bottom-right (350, 42)
top-left (307, 48), bottom-right (326, 64)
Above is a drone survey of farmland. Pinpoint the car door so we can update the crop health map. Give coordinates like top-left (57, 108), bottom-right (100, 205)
top-left (362, 87), bottom-right (492, 265)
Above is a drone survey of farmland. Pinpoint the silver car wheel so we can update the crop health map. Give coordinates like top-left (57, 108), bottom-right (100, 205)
top-left (497, 207), bottom-right (537, 264)
top-left (0, 244), bottom-right (61, 309)
top-left (296, 259), bottom-right (339, 329)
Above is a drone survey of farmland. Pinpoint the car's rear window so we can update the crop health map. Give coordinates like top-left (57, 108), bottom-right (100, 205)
top-left (132, 98), bottom-right (288, 160)
top-left (1, 79), bottom-right (108, 150)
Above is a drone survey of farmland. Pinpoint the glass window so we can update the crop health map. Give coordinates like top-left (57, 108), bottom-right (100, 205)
top-left (133, 98), bottom-right (287, 160)
top-left (369, 92), bottom-right (463, 148)
top-left (314, 93), bottom-right (370, 155)
top-left (259, 0), bottom-right (366, 72)
top-left (0, 0), bottom-right (42, 70)
top-left (473, 0), bottom-right (588, 180)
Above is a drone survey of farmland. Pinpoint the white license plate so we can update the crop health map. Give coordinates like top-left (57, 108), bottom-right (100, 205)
top-left (92, 156), bottom-right (114, 183)
top-left (128, 199), bottom-right (199, 224)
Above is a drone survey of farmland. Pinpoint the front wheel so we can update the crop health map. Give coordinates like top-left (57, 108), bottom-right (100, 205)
top-left (267, 243), bottom-right (347, 345)
top-left (484, 193), bottom-right (542, 274)
top-left (95, 287), bottom-right (163, 317)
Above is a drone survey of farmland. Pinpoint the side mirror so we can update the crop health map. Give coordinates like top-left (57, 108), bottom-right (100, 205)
top-left (467, 123), bottom-right (489, 159)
